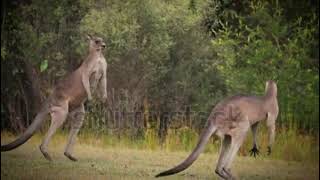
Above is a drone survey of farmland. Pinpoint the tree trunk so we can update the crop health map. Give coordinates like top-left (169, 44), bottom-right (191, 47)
top-left (22, 59), bottom-right (42, 121)
top-left (158, 111), bottom-right (170, 145)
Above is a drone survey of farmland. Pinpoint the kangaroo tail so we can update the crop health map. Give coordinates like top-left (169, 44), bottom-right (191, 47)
top-left (155, 122), bottom-right (217, 177)
top-left (1, 102), bottom-right (50, 151)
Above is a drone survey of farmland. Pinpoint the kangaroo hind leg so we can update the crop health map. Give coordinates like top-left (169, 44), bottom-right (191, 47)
top-left (223, 123), bottom-right (249, 179)
top-left (215, 135), bottom-right (232, 180)
top-left (221, 135), bottom-right (245, 180)
top-left (64, 104), bottom-right (85, 161)
top-left (40, 104), bottom-right (68, 161)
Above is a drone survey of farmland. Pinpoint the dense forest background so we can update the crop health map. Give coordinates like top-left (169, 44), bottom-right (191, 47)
top-left (1, 0), bottom-right (319, 161)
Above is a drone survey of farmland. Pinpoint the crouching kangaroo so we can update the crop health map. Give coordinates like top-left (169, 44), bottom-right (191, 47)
top-left (156, 80), bottom-right (279, 179)
top-left (1, 35), bottom-right (108, 162)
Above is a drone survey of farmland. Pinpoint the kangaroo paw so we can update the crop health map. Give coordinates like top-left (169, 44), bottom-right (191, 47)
top-left (64, 152), bottom-right (78, 161)
top-left (267, 146), bottom-right (272, 155)
top-left (249, 146), bottom-right (260, 158)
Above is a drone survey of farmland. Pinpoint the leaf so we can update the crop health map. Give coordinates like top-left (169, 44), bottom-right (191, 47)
top-left (1, 47), bottom-right (7, 60)
top-left (12, 68), bottom-right (19, 75)
top-left (40, 60), bottom-right (48, 72)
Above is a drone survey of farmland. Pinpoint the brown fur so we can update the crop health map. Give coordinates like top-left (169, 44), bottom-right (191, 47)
top-left (1, 35), bottom-right (108, 162)
top-left (156, 80), bottom-right (279, 179)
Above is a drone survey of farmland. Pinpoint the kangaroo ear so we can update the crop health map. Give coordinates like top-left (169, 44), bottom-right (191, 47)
top-left (86, 34), bottom-right (92, 40)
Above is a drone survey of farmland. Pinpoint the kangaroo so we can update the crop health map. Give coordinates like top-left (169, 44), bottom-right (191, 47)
top-left (156, 80), bottom-right (279, 179)
top-left (1, 34), bottom-right (108, 162)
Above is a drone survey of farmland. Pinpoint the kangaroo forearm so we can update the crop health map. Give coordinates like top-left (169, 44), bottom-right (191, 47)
top-left (100, 77), bottom-right (107, 96)
top-left (251, 122), bottom-right (259, 147)
top-left (253, 134), bottom-right (258, 147)
top-left (100, 65), bottom-right (107, 98)
top-left (81, 74), bottom-right (92, 99)
top-left (268, 125), bottom-right (275, 147)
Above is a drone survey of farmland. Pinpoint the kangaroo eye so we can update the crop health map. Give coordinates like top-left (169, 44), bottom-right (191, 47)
top-left (95, 40), bottom-right (100, 44)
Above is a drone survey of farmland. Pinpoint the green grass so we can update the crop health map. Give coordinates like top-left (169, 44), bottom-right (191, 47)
top-left (78, 125), bottom-right (319, 164)
top-left (1, 132), bottom-right (319, 180)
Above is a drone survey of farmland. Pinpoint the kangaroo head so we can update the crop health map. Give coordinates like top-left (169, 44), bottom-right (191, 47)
top-left (86, 34), bottom-right (106, 52)
top-left (265, 80), bottom-right (277, 97)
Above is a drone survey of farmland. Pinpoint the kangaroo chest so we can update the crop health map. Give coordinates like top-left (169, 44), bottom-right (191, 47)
top-left (89, 57), bottom-right (106, 90)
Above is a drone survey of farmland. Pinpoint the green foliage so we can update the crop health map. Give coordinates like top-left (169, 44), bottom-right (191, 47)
top-left (210, 1), bottom-right (319, 133)
top-left (40, 60), bottom-right (48, 72)
top-left (78, 0), bottom-right (226, 117)
top-left (1, 0), bottom-right (318, 153)
top-left (1, 47), bottom-right (7, 60)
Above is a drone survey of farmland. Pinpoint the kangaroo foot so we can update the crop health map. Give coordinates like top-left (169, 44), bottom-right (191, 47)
top-left (223, 168), bottom-right (237, 180)
top-left (39, 145), bottom-right (52, 161)
top-left (215, 168), bottom-right (230, 180)
top-left (64, 152), bottom-right (78, 161)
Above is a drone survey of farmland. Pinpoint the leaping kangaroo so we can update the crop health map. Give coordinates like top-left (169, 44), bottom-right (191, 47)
top-left (156, 80), bottom-right (279, 179)
top-left (1, 35), bottom-right (108, 162)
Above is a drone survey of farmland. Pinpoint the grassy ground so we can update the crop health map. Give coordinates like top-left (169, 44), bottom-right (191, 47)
top-left (1, 133), bottom-right (318, 180)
